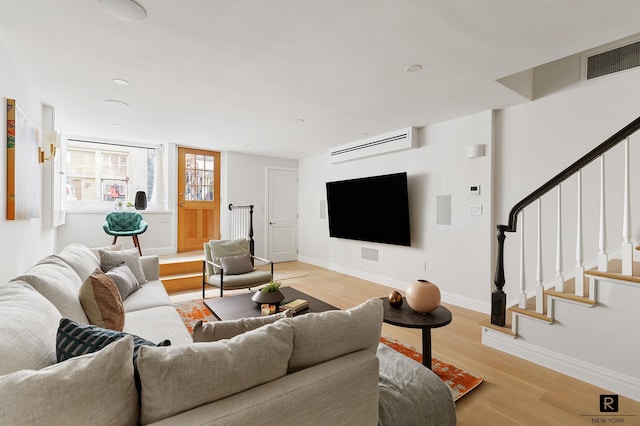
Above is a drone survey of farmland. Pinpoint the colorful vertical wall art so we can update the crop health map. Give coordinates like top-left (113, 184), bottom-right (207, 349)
top-left (6, 99), bottom-right (40, 220)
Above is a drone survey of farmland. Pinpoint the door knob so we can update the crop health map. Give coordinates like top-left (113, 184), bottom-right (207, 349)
top-left (179, 202), bottom-right (184, 207)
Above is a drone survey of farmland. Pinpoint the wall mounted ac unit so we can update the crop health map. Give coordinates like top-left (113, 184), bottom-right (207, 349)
top-left (328, 127), bottom-right (417, 164)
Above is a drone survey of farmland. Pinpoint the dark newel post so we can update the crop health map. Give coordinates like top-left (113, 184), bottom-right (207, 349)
top-left (491, 226), bottom-right (507, 326)
top-left (248, 205), bottom-right (255, 265)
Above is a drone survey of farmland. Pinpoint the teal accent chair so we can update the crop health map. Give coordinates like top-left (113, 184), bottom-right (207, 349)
top-left (103, 211), bottom-right (148, 255)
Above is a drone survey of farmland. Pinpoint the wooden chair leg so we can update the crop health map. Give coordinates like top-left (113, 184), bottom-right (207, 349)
top-left (132, 235), bottom-right (142, 256)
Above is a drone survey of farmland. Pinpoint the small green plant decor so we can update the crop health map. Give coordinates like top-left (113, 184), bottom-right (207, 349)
top-left (260, 280), bottom-right (281, 293)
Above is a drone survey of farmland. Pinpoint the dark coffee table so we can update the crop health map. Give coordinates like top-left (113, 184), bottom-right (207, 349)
top-left (204, 287), bottom-right (337, 321)
top-left (380, 298), bottom-right (452, 369)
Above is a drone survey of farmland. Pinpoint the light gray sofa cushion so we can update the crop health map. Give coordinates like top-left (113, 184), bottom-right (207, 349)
top-left (54, 242), bottom-right (101, 282)
top-left (0, 336), bottom-right (139, 426)
top-left (122, 280), bottom-right (173, 313)
top-left (137, 320), bottom-right (294, 425)
top-left (377, 343), bottom-right (456, 426)
top-left (123, 305), bottom-right (192, 346)
top-left (14, 255), bottom-right (89, 324)
top-left (0, 281), bottom-right (62, 375)
top-left (285, 297), bottom-right (383, 373)
top-left (149, 350), bottom-right (380, 426)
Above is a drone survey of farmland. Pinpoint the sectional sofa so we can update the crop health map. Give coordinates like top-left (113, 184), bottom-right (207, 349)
top-left (0, 243), bottom-right (455, 425)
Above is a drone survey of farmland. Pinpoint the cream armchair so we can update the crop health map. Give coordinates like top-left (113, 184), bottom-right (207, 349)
top-left (202, 239), bottom-right (273, 298)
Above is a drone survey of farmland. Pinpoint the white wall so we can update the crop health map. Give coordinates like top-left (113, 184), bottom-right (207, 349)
top-left (0, 38), bottom-right (54, 284)
top-left (298, 111), bottom-right (493, 311)
top-left (223, 152), bottom-right (297, 258)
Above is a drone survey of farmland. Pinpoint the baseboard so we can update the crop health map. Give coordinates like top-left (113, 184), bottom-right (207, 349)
top-left (482, 326), bottom-right (640, 401)
top-left (296, 255), bottom-right (490, 314)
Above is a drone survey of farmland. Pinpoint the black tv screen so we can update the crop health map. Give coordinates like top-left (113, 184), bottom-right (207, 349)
top-left (326, 172), bottom-right (411, 246)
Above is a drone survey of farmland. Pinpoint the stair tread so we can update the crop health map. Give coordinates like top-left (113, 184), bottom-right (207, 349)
top-left (584, 259), bottom-right (640, 284)
top-left (161, 272), bottom-right (201, 280)
top-left (544, 288), bottom-right (596, 305)
top-left (479, 318), bottom-right (516, 336)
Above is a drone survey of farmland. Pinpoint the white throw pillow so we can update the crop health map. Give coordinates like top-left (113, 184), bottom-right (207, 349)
top-left (100, 248), bottom-right (146, 284)
top-left (0, 336), bottom-right (139, 426)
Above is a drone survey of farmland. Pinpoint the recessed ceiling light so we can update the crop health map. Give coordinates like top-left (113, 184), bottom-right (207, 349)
top-left (104, 99), bottom-right (130, 109)
top-left (113, 78), bottom-right (129, 86)
top-left (362, 133), bottom-right (369, 137)
top-left (112, 123), bottom-right (123, 128)
top-left (98, 0), bottom-right (148, 23)
top-left (404, 64), bottom-right (423, 72)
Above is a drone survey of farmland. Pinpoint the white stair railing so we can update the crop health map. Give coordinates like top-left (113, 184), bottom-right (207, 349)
top-left (621, 137), bottom-right (633, 276)
top-left (575, 169), bottom-right (585, 297)
top-left (519, 211), bottom-right (527, 309)
top-left (555, 184), bottom-right (564, 291)
top-left (598, 155), bottom-right (608, 271)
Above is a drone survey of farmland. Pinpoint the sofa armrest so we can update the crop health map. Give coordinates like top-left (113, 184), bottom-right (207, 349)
top-left (148, 350), bottom-right (379, 426)
top-left (140, 255), bottom-right (159, 281)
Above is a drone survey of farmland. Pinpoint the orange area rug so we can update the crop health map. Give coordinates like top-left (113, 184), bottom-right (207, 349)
top-left (175, 299), bottom-right (483, 401)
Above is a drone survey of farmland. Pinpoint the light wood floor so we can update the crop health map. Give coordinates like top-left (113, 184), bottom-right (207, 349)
top-left (170, 261), bottom-right (640, 425)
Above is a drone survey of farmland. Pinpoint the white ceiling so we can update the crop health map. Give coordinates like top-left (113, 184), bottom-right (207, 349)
top-left (1, 1), bottom-right (640, 159)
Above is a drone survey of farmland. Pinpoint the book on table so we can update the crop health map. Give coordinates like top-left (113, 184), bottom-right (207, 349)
top-left (279, 299), bottom-right (309, 313)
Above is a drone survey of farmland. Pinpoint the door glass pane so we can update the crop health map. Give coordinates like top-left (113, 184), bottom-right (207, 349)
top-left (183, 152), bottom-right (215, 201)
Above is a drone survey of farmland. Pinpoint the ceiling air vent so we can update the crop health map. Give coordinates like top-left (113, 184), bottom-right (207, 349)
top-left (329, 127), bottom-right (417, 164)
top-left (586, 40), bottom-right (640, 80)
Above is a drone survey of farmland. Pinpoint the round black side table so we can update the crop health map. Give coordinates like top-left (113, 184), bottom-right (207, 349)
top-left (380, 298), bottom-right (452, 369)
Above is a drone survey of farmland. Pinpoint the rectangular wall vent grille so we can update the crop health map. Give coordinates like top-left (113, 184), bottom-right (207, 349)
top-left (587, 41), bottom-right (640, 80)
top-left (328, 127), bottom-right (416, 163)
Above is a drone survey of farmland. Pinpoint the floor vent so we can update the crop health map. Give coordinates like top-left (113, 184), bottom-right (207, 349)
top-left (586, 40), bottom-right (640, 80)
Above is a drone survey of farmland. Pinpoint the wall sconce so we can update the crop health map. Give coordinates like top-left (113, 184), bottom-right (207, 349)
top-left (39, 130), bottom-right (59, 163)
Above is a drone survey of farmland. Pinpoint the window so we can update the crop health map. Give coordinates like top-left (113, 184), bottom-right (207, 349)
top-left (66, 139), bottom-right (156, 208)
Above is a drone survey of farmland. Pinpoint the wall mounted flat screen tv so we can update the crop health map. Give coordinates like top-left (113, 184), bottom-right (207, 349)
top-left (326, 172), bottom-right (411, 246)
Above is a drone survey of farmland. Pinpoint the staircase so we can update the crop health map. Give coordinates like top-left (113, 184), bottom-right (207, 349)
top-left (481, 116), bottom-right (640, 401)
top-left (159, 251), bottom-right (203, 293)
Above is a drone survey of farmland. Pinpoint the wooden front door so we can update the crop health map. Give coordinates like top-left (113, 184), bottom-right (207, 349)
top-left (177, 147), bottom-right (220, 252)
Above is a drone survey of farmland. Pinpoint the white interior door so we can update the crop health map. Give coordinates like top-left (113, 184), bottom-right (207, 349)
top-left (267, 167), bottom-right (298, 262)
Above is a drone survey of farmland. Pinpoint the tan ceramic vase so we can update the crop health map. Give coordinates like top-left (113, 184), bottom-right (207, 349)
top-left (406, 279), bottom-right (441, 314)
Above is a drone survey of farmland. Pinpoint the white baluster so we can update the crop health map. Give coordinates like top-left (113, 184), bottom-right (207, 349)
top-left (622, 137), bottom-right (633, 275)
top-left (555, 184), bottom-right (564, 291)
top-left (575, 169), bottom-right (585, 297)
top-left (519, 210), bottom-right (527, 309)
top-left (598, 155), bottom-right (608, 271)
top-left (536, 199), bottom-right (544, 313)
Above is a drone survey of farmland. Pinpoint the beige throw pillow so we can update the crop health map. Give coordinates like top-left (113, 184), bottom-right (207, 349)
top-left (192, 310), bottom-right (292, 342)
top-left (79, 268), bottom-right (125, 331)
top-left (0, 336), bottom-right (139, 426)
top-left (100, 248), bottom-right (147, 284)
top-left (285, 298), bottom-right (383, 373)
top-left (219, 253), bottom-right (254, 275)
top-left (137, 320), bottom-right (294, 424)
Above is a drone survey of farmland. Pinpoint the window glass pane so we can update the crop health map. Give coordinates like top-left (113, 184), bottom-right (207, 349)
top-left (66, 140), bottom-right (156, 205)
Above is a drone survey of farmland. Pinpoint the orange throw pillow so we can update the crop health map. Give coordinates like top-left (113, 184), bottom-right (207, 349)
top-left (79, 268), bottom-right (125, 331)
